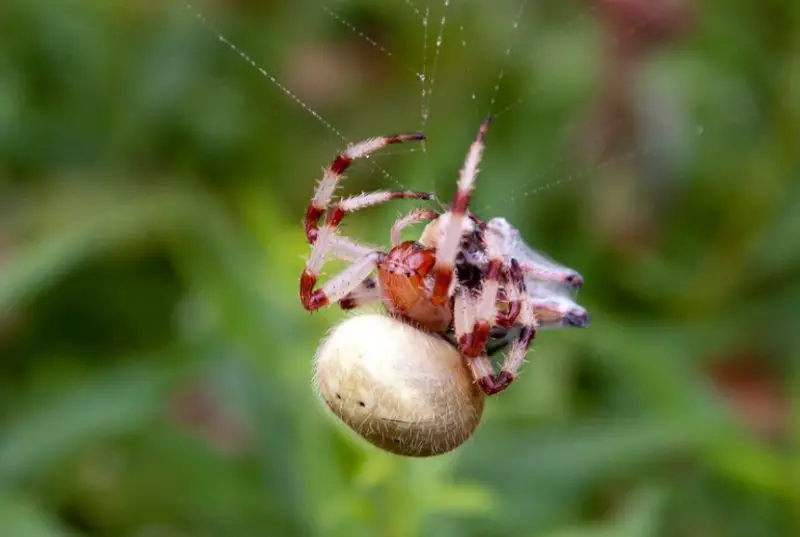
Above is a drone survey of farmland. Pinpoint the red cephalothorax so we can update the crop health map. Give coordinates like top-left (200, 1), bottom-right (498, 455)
top-left (299, 117), bottom-right (589, 396)
top-left (377, 240), bottom-right (452, 333)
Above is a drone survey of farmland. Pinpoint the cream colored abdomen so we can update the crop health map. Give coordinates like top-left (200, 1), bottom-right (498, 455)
top-left (312, 313), bottom-right (485, 457)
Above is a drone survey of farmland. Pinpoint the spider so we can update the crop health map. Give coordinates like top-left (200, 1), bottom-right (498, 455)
top-left (300, 116), bottom-right (589, 397)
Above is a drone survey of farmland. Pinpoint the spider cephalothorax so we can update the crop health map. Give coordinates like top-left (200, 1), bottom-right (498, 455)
top-left (301, 116), bottom-right (588, 396)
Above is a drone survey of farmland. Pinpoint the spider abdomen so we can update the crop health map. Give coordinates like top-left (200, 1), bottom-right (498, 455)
top-left (378, 241), bottom-right (452, 332)
top-left (313, 313), bottom-right (485, 457)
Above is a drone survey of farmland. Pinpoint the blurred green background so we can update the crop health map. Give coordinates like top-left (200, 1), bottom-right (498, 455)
top-left (1, 0), bottom-right (798, 535)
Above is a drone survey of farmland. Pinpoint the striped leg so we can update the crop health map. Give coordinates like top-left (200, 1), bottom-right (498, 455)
top-left (304, 133), bottom-right (429, 244)
top-left (530, 294), bottom-right (590, 328)
top-left (328, 235), bottom-right (380, 262)
top-left (496, 259), bottom-right (524, 327)
top-left (454, 288), bottom-right (518, 396)
top-left (301, 197), bottom-right (390, 311)
top-left (300, 235), bottom-right (385, 311)
top-left (456, 226), bottom-right (504, 358)
top-left (490, 294), bottom-right (537, 394)
top-left (519, 262), bottom-right (584, 288)
top-left (431, 116), bottom-right (492, 305)
top-left (390, 208), bottom-right (439, 246)
top-left (325, 235), bottom-right (384, 310)
top-left (339, 278), bottom-right (381, 310)
top-left (492, 260), bottom-right (537, 393)
top-left (453, 242), bottom-right (536, 395)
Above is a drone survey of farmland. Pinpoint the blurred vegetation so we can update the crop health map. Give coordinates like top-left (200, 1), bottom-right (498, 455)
top-left (1, 0), bottom-right (799, 536)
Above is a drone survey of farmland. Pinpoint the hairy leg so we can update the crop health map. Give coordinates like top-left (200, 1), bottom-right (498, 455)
top-left (453, 288), bottom-right (518, 396)
top-left (300, 222), bottom-right (385, 311)
top-left (339, 278), bottom-right (381, 310)
top-left (495, 259), bottom-right (524, 327)
top-left (519, 262), bottom-right (584, 288)
top-left (328, 235), bottom-right (380, 262)
top-left (529, 294), bottom-right (589, 328)
top-left (304, 133), bottom-right (429, 243)
top-left (431, 116), bottom-right (492, 305)
top-left (496, 295), bottom-right (537, 390)
top-left (456, 226), bottom-right (504, 357)
top-left (390, 208), bottom-right (439, 246)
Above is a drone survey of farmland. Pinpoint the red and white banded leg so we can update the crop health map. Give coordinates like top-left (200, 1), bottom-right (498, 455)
top-left (328, 234), bottom-right (380, 262)
top-left (300, 210), bottom-right (385, 311)
top-left (339, 278), bottom-right (381, 310)
top-left (496, 294), bottom-right (537, 390)
top-left (519, 262), bottom-right (584, 288)
top-left (324, 234), bottom-right (384, 310)
top-left (529, 294), bottom-right (589, 328)
top-left (454, 287), bottom-right (517, 396)
top-left (304, 133), bottom-right (429, 243)
top-left (300, 245), bottom-right (385, 311)
top-left (456, 227), bottom-right (504, 358)
top-left (431, 116), bottom-right (492, 305)
top-left (495, 259), bottom-right (524, 327)
top-left (390, 208), bottom-right (439, 246)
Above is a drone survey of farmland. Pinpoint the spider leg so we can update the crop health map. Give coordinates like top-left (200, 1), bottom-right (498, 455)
top-left (339, 278), bottom-right (381, 310)
top-left (328, 235), bottom-right (380, 262)
top-left (454, 252), bottom-right (537, 396)
top-left (519, 262), bottom-right (584, 288)
top-left (494, 291), bottom-right (537, 392)
top-left (431, 116), bottom-right (492, 305)
top-left (457, 226), bottom-right (504, 357)
top-left (486, 263), bottom-right (539, 394)
top-left (495, 260), bottom-right (524, 327)
top-left (454, 289), bottom-right (514, 396)
top-left (530, 293), bottom-right (590, 328)
top-left (326, 236), bottom-right (384, 310)
top-left (300, 219), bottom-right (386, 310)
top-left (304, 133), bottom-right (430, 243)
top-left (391, 208), bottom-right (439, 246)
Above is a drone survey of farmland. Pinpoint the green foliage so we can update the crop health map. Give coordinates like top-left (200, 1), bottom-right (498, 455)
top-left (1, 0), bottom-right (798, 536)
